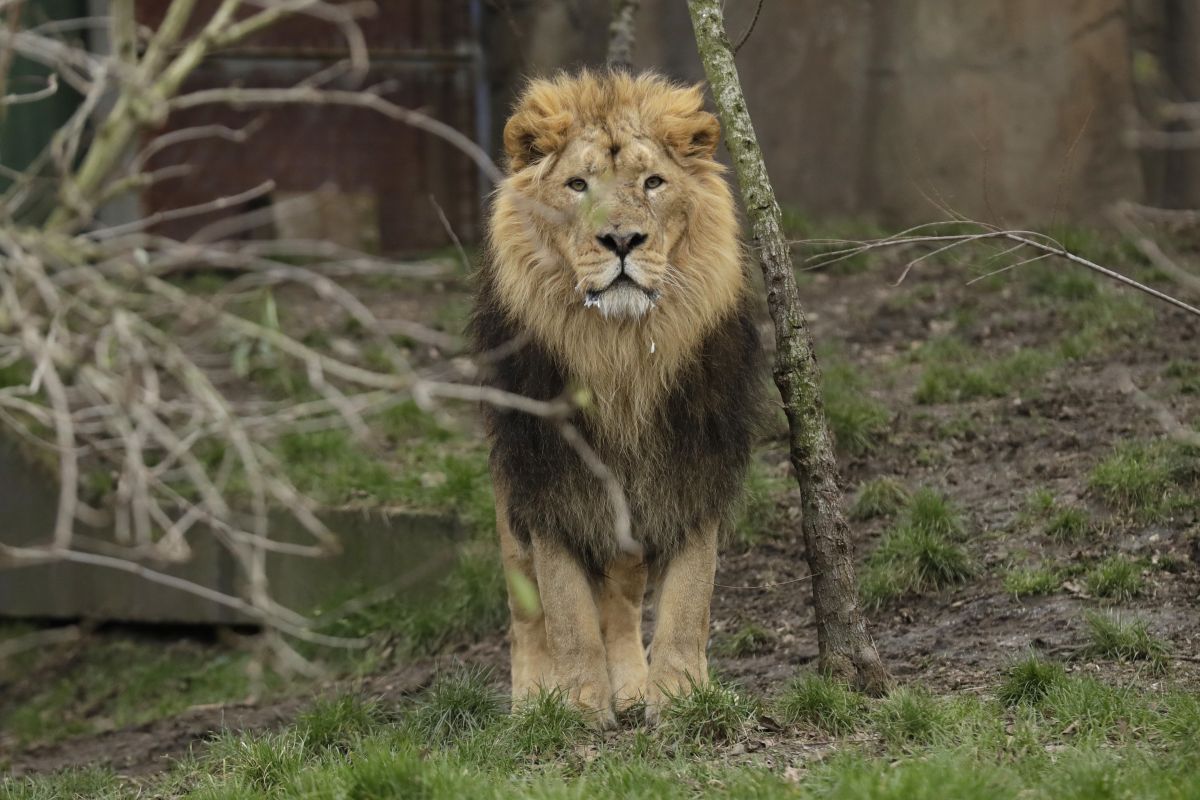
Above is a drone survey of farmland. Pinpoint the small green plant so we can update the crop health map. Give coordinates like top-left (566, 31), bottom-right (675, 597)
top-left (1165, 361), bottom-right (1200, 394)
top-left (1083, 556), bottom-right (1144, 601)
top-left (997, 653), bottom-right (1067, 706)
top-left (1004, 565), bottom-right (1060, 598)
top-left (775, 674), bottom-right (866, 735)
top-left (506, 688), bottom-right (591, 759)
top-left (914, 341), bottom-right (1057, 404)
top-left (821, 359), bottom-right (891, 456)
top-left (850, 477), bottom-right (910, 520)
top-left (1081, 612), bottom-right (1170, 673)
top-left (905, 487), bottom-right (965, 538)
top-left (714, 623), bottom-right (776, 658)
top-left (294, 693), bottom-right (386, 752)
top-left (861, 525), bottom-right (972, 608)
top-left (204, 729), bottom-right (309, 794)
top-left (412, 667), bottom-right (504, 744)
top-left (1045, 507), bottom-right (1091, 541)
top-left (1088, 440), bottom-right (1199, 519)
top-left (657, 675), bottom-right (760, 746)
top-left (872, 686), bottom-right (949, 747)
top-left (1025, 488), bottom-right (1056, 517)
top-left (734, 460), bottom-right (791, 548)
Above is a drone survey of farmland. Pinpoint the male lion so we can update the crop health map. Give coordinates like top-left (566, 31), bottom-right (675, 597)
top-left (470, 70), bottom-right (763, 726)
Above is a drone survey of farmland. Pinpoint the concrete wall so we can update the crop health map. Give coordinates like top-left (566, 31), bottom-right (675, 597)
top-left (487, 1), bottom-right (1162, 225)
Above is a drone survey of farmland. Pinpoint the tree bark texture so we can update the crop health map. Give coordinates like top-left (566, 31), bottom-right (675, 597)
top-left (686, 0), bottom-right (891, 694)
top-left (607, 0), bottom-right (640, 70)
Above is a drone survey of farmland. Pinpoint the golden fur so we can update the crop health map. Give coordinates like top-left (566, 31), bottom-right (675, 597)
top-left (474, 70), bottom-right (761, 726)
top-left (489, 70), bottom-right (746, 449)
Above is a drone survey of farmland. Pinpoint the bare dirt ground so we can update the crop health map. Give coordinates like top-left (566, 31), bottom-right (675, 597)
top-left (4, 255), bottom-right (1198, 778)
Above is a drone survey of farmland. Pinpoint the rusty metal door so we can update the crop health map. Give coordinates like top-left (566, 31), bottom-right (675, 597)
top-left (136, 0), bottom-right (486, 253)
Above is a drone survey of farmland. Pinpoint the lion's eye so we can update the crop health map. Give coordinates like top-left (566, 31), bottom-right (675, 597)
top-left (566, 177), bottom-right (588, 192)
top-left (644, 175), bottom-right (665, 190)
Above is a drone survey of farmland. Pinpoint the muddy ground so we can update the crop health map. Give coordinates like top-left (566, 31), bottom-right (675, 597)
top-left (3, 249), bottom-right (1199, 778)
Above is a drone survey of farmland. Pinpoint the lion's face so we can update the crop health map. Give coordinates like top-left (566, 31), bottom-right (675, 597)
top-left (520, 131), bottom-right (693, 320)
top-left (493, 71), bottom-right (739, 326)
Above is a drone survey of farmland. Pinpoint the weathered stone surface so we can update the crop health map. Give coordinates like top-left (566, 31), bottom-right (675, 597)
top-left (489, 0), bottom-right (1148, 224)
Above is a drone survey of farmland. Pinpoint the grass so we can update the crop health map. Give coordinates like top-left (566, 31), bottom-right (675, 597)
top-left (1089, 440), bottom-right (1200, 520)
top-left (913, 339), bottom-right (1057, 404)
top-left (505, 688), bottom-right (592, 758)
top-left (1003, 565), bottom-right (1060, 598)
top-left (774, 674), bottom-right (866, 735)
top-left (996, 653), bottom-right (1067, 706)
top-left (412, 667), bottom-right (505, 744)
top-left (714, 623), bottom-right (776, 658)
top-left (734, 460), bottom-right (793, 548)
top-left (820, 357), bottom-right (891, 456)
top-left (1165, 360), bottom-right (1200, 394)
top-left (1081, 612), bottom-right (1171, 673)
top-left (850, 477), bottom-right (910, 520)
top-left (9, 671), bottom-right (1200, 799)
top-left (860, 487), bottom-right (972, 608)
top-left (1083, 556), bottom-right (1145, 601)
top-left (315, 544), bottom-right (507, 658)
top-left (657, 675), bottom-right (760, 746)
top-left (0, 632), bottom-right (270, 746)
top-left (871, 687), bottom-right (949, 747)
top-left (293, 693), bottom-right (387, 752)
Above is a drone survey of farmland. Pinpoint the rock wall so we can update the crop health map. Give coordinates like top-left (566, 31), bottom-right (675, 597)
top-left (486, 0), bottom-right (1161, 225)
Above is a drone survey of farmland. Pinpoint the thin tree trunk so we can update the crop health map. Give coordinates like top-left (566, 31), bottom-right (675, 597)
top-left (607, 0), bottom-right (640, 70)
top-left (686, 0), bottom-right (891, 694)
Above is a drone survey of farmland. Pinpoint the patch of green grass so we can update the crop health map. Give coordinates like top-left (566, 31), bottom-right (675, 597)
top-left (0, 635), bottom-right (265, 746)
top-left (997, 653), bottom-right (1067, 706)
top-left (506, 688), bottom-right (591, 759)
top-left (412, 667), bottom-right (504, 744)
top-left (914, 340), bottom-right (1057, 404)
top-left (1081, 612), bottom-right (1171, 673)
top-left (1041, 673), bottom-right (1157, 741)
top-left (861, 487), bottom-right (972, 608)
top-left (203, 729), bottom-right (309, 795)
top-left (861, 525), bottom-right (973, 608)
top-left (1083, 556), bottom-right (1145, 601)
top-left (1045, 507), bottom-right (1092, 541)
top-left (658, 675), bottom-right (760, 746)
top-left (821, 359), bottom-right (891, 456)
top-left (1165, 360), bottom-right (1200, 394)
top-left (319, 545), bottom-right (506, 657)
top-left (714, 623), bottom-right (775, 658)
top-left (872, 686), bottom-right (950, 748)
top-left (0, 768), bottom-right (124, 800)
top-left (1089, 440), bottom-right (1199, 520)
top-left (850, 477), bottom-right (910, 521)
top-left (1003, 565), bottom-right (1060, 598)
top-left (775, 674), bottom-right (866, 735)
top-left (905, 487), bottom-right (965, 538)
top-left (1025, 487), bottom-right (1056, 517)
top-left (734, 460), bottom-right (792, 548)
top-left (293, 693), bottom-right (387, 752)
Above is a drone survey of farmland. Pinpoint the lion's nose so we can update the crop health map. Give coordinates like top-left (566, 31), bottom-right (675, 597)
top-left (597, 231), bottom-right (647, 258)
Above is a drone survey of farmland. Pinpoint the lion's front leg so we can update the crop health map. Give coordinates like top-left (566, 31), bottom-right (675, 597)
top-left (497, 498), bottom-right (549, 705)
top-left (530, 531), bottom-right (616, 728)
top-left (599, 552), bottom-right (649, 712)
top-left (645, 521), bottom-right (718, 725)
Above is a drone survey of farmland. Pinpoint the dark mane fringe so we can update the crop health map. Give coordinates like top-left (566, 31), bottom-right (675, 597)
top-left (469, 260), bottom-right (766, 576)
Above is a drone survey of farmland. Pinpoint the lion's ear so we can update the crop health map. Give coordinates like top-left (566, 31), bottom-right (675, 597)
top-left (659, 83), bottom-right (721, 161)
top-left (503, 80), bottom-right (573, 171)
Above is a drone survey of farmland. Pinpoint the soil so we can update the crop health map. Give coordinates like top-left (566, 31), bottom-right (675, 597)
top-left (4, 258), bottom-right (1199, 778)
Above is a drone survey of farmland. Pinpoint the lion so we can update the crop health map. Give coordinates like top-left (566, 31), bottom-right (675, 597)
top-left (469, 70), bottom-right (763, 727)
